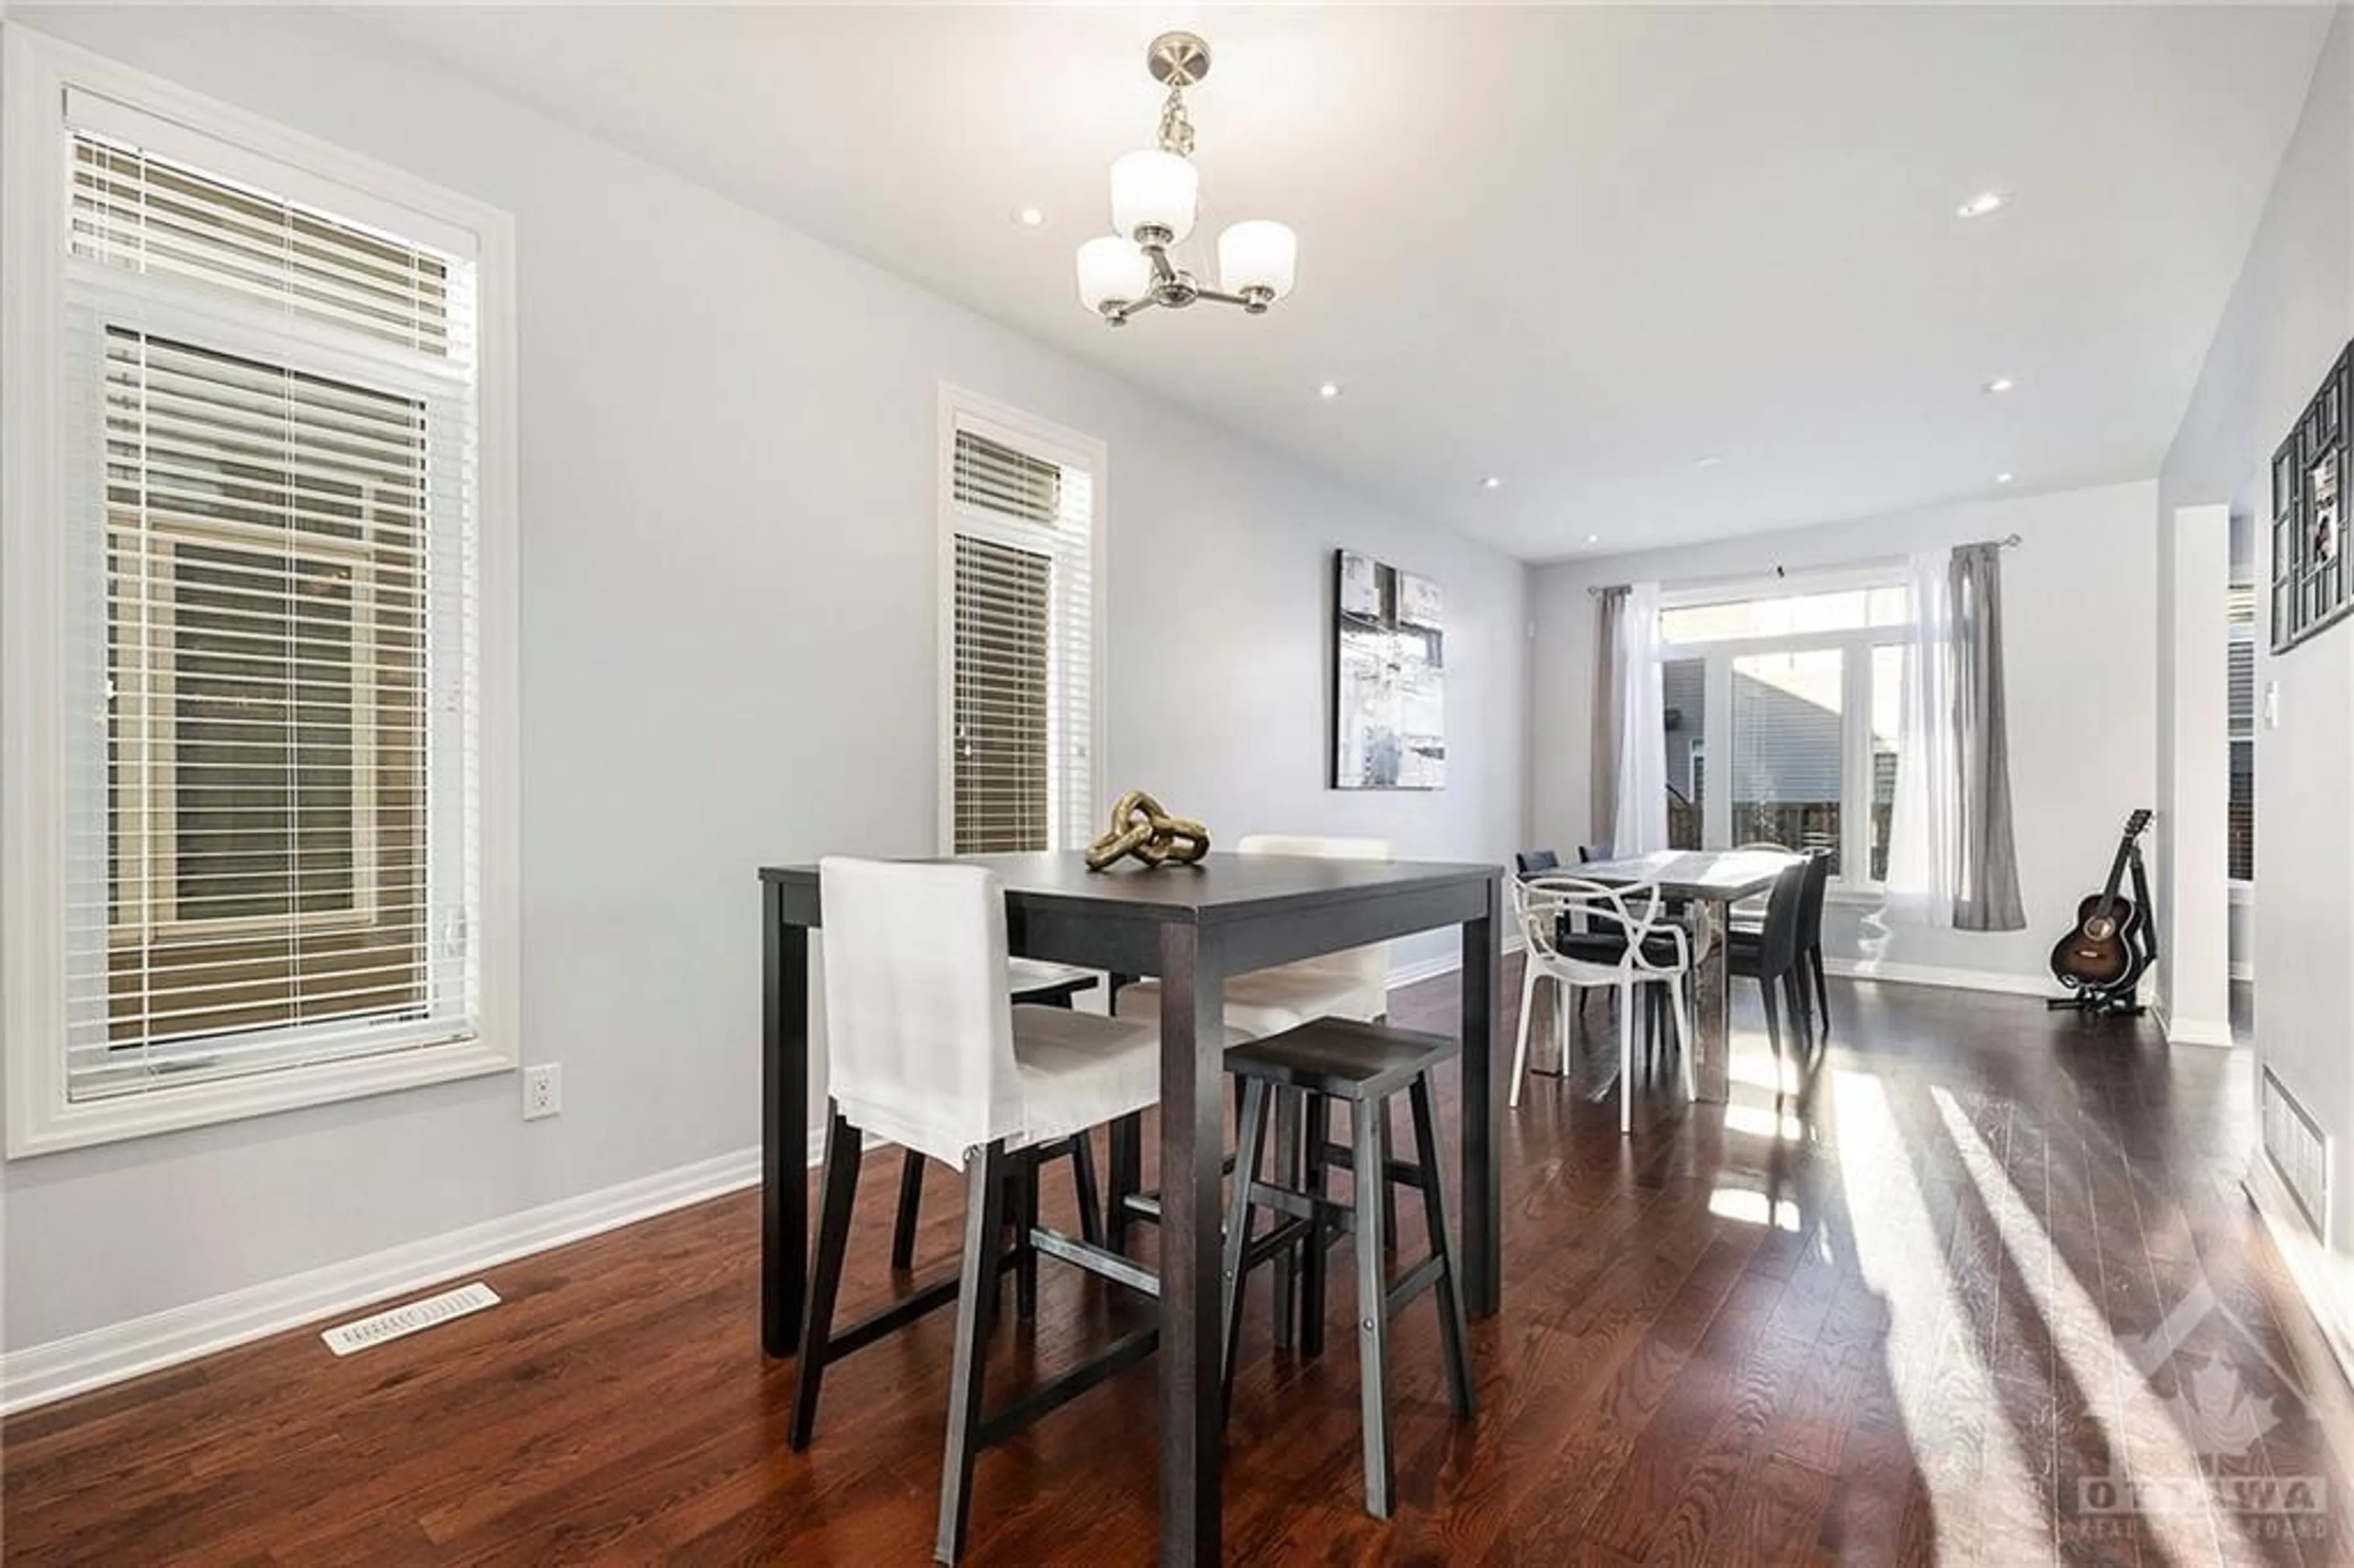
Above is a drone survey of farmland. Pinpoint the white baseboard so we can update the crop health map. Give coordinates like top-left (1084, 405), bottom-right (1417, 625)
top-left (0, 1144), bottom-right (761, 1417)
top-left (2157, 1004), bottom-right (2236, 1049)
top-left (1388, 932), bottom-right (1525, 992)
top-left (2245, 1154), bottom-right (2354, 1398)
top-left (1820, 956), bottom-right (2054, 999)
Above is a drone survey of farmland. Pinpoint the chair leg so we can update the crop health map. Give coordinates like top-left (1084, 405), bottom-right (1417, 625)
top-left (1407, 1074), bottom-right (1476, 1420)
top-left (1676, 965), bottom-right (1694, 1097)
top-left (1012, 1154), bottom-right (1040, 1323)
top-left (1271, 1089), bottom-right (1300, 1350)
top-left (1811, 946), bottom-right (1831, 1041)
top-left (1221, 1078), bottom-right (1271, 1420)
top-left (1761, 976), bottom-right (1786, 1083)
top-left (1300, 1094), bottom-right (1331, 1359)
top-left (1617, 978), bottom-right (1636, 1135)
top-left (791, 1103), bottom-right (866, 1451)
top-left (891, 1147), bottom-right (927, 1273)
top-left (1352, 1095), bottom-right (1395, 1519)
top-left (1107, 1112), bottom-right (1142, 1252)
top-left (937, 1141), bottom-right (1010, 1566)
top-left (1066, 1134), bottom-right (1104, 1250)
top-left (1786, 972), bottom-right (1814, 1061)
top-left (1509, 962), bottom-right (1539, 1108)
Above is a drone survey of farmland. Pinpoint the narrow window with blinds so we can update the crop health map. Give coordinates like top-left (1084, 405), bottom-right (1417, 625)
top-left (2228, 580), bottom-right (2257, 884)
top-left (940, 403), bottom-right (1100, 856)
top-left (1, 62), bottom-right (510, 1150)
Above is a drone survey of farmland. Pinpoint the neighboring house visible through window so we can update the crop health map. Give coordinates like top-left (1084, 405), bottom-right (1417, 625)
top-left (2, 39), bottom-right (517, 1153)
top-left (939, 390), bottom-right (1102, 856)
top-left (1655, 576), bottom-right (1911, 886)
top-left (2228, 577), bottom-right (2256, 885)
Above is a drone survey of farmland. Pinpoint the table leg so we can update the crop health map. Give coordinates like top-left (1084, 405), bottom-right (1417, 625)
top-left (1689, 896), bottom-right (1729, 1103)
top-left (763, 880), bottom-right (812, 1358)
top-left (1461, 878), bottom-right (1502, 1319)
top-left (1156, 923), bottom-right (1224, 1565)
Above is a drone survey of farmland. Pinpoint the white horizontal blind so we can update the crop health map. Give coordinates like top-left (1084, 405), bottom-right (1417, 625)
top-left (57, 127), bottom-right (481, 1101)
top-left (70, 132), bottom-right (455, 356)
top-left (947, 423), bottom-right (1095, 854)
top-left (2228, 581), bottom-right (2256, 883)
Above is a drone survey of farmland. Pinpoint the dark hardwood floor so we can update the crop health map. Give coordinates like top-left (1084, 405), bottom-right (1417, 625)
top-left (7, 964), bottom-right (2350, 1565)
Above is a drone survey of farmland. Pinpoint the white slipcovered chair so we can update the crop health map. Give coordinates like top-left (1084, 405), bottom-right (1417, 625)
top-left (791, 858), bottom-right (1163, 1564)
top-left (1113, 833), bottom-right (1393, 1037)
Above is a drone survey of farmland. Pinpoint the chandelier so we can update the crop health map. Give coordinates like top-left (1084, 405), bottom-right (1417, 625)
top-left (1075, 33), bottom-right (1298, 327)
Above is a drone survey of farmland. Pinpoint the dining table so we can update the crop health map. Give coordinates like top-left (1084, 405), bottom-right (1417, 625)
top-left (1564, 847), bottom-right (1805, 1102)
top-left (756, 851), bottom-right (1504, 1566)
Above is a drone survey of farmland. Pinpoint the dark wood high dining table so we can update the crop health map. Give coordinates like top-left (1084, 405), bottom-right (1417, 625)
top-left (1568, 848), bottom-right (1804, 1103)
top-left (757, 851), bottom-right (1504, 1566)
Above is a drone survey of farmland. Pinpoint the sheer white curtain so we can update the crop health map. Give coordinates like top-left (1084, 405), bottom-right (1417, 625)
top-left (1885, 549), bottom-right (1958, 926)
top-left (1610, 582), bottom-right (1669, 854)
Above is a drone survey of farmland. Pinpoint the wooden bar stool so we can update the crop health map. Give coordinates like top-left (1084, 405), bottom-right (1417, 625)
top-left (1216, 1018), bottom-right (1477, 1519)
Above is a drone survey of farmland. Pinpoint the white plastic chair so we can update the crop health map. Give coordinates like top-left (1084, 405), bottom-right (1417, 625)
top-left (1509, 874), bottom-right (1695, 1133)
top-left (793, 858), bottom-right (1164, 1563)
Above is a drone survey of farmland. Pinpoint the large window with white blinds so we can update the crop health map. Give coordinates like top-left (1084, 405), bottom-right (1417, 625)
top-left (3, 40), bottom-right (517, 1153)
top-left (939, 392), bottom-right (1102, 856)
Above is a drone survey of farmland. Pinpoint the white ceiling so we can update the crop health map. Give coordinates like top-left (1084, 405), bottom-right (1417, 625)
top-left (354, 3), bottom-right (2331, 562)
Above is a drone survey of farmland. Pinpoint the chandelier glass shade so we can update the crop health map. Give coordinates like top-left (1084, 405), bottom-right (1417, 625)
top-left (1076, 34), bottom-right (1297, 327)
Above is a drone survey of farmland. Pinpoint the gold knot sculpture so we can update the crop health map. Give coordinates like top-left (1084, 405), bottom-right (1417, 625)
top-left (1084, 790), bottom-right (1211, 872)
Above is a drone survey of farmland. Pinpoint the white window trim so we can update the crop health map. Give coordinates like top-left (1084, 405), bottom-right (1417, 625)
top-left (1, 30), bottom-right (520, 1155)
top-left (1656, 562), bottom-right (1910, 897)
top-left (933, 384), bottom-right (1107, 857)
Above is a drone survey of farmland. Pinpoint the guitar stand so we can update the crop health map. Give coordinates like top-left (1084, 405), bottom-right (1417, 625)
top-left (2047, 843), bottom-right (2155, 1019)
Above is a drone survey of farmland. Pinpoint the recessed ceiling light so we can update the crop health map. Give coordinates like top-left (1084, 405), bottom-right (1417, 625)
top-left (1317, 381), bottom-right (1342, 400)
top-left (1480, 476), bottom-right (1503, 490)
top-left (1957, 190), bottom-right (2008, 219)
top-left (1010, 204), bottom-right (1048, 229)
top-left (1983, 376), bottom-right (2016, 395)
top-left (1694, 455), bottom-right (1724, 470)
top-left (1995, 471), bottom-right (2016, 485)
top-left (1585, 534), bottom-right (1599, 545)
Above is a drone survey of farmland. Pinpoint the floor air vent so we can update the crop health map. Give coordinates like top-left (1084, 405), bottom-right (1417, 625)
top-left (321, 1281), bottom-right (500, 1357)
top-left (2261, 1066), bottom-right (2330, 1241)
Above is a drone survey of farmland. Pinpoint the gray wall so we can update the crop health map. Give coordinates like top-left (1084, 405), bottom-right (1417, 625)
top-left (1530, 481), bottom-right (2158, 991)
top-left (2160, 11), bottom-right (2354, 1292)
top-left (1, 8), bottom-right (1530, 1352)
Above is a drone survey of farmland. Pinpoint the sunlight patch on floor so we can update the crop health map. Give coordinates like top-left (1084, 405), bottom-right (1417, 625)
top-left (1832, 1067), bottom-right (2037, 1560)
top-left (1930, 1086), bottom-right (2242, 1564)
top-left (1708, 1186), bottom-right (1804, 1231)
top-left (1722, 1100), bottom-right (1809, 1142)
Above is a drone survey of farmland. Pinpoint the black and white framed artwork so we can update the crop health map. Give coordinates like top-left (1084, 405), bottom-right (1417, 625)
top-left (1331, 550), bottom-right (1446, 790)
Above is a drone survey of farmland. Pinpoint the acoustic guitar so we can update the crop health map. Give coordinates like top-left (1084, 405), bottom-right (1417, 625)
top-left (2049, 809), bottom-right (2154, 994)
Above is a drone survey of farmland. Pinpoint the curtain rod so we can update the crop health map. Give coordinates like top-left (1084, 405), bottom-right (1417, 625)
top-left (1583, 533), bottom-right (2022, 598)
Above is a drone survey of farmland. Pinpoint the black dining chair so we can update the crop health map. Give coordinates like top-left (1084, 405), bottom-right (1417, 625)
top-left (1791, 851), bottom-right (1832, 1040)
top-left (1729, 848), bottom-right (1831, 1043)
top-left (1515, 848), bottom-right (1560, 875)
top-left (1727, 855), bottom-right (1815, 1072)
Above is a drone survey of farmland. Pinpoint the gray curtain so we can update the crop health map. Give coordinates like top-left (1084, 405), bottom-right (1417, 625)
top-left (1949, 543), bottom-right (2026, 931)
top-left (1590, 586), bottom-right (1627, 848)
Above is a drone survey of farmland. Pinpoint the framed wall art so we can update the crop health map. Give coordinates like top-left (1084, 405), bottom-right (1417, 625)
top-left (2272, 340), bottom-right (2354, 655)
top-left (1331, 550), bottom-right (1446, 790)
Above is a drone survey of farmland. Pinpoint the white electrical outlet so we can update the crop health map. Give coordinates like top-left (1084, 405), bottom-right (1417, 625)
top-left (522, 1063), bottom-right (561, 1121)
